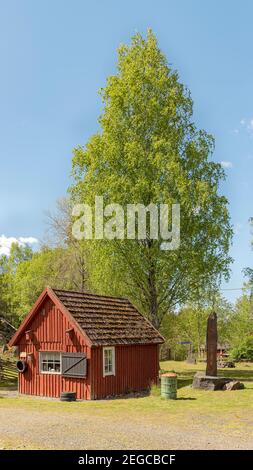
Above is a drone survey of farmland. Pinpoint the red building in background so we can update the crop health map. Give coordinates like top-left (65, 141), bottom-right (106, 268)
top-left (9, 288), bottom-right (164, 399)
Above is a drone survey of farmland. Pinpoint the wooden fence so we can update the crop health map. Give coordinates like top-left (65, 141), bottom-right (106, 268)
top-left (0, 357), bottom-right (18, 387)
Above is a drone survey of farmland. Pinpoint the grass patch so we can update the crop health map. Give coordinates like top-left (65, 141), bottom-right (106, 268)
top-left (0, 360), bottom-right (252, 416)
top-left (160, 360), bottom-right (253, 388)
top-left (1, 358), bottom-right (253, 417)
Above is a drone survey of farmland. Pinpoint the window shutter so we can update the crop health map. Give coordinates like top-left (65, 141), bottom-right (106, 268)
top-left (62, 353), bottom-right (87, 378)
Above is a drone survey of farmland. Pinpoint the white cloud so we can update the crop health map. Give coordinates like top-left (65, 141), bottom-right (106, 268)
top-left (0, 235), bottom-right (38, 256)
top-left (18, 236), bottom-right (38, 245)
top-left (248, 119), bottom-right (253, 131)
top-left (234, 223), bottom-right (243, 235)
top-left (239, 117), bottom-right (253, 133)
top-left (220, 161), bottom-right (233, 169)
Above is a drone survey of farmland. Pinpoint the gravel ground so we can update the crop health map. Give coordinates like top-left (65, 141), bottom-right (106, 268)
top-left (0, 391), bottom-right (253, 450)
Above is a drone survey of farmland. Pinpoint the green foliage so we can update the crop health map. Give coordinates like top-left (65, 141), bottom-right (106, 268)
top-left (160, 294), bottom-right (234, 356)
top-left (229, 295), bottom-right (253, 347)
top-left (230, 336), bottom-right (253, 361)
top-left (150, 384), bottom-right (160, 397)
top-left (12, 245), bottom-right (89, 319)
top-left (0, 242), bottom-right (88, 321)
top-left (70, 30), bottom-right (232, 327)
top-left (243, 218), bottom-right (253, 294)
top-left (0, 243), bottom-right (33, 321)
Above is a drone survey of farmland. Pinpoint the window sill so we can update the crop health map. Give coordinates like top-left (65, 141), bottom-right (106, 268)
top-left (40, 371), bottom-right (61, 375)
top-left (103, 372), bottom-right (115, 377)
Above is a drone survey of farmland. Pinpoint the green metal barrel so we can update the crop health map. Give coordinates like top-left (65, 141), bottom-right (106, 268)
top-left (161, 373), bottom-right (177, 399)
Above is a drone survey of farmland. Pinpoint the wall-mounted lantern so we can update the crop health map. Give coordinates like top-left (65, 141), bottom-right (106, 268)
top-left (25, 330), bottom-right (33, 342)
top-left (27, 352), bottom-right (34, 363)
top-left (66, 328), bottom-right (74, 340)
top-left (41, 308), bottom-right (46, 317)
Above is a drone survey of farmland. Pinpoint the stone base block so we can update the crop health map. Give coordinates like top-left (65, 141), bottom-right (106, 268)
top-left (192, 372), bottom-right (231, 390)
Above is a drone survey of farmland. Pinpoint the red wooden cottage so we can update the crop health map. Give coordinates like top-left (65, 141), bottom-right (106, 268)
top-left (9, 287), bottom-right (164, 400)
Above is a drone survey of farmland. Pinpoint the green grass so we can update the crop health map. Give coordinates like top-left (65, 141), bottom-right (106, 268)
top-left (161, 360), bottom-right (253, 389)
top-left (0, 359), bottom-right (252, 417)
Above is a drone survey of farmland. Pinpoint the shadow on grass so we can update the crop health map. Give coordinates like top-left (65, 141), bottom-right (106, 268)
top-left (176, 397), bottom-right (197, 401)
top-left (177, 378), bottom-right (193, 389)
top-left (218, 369), bottom-right (253, 381)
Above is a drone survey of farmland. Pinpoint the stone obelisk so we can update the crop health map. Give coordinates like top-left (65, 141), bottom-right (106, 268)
top-left (206, 311), bottom-right (217, 377)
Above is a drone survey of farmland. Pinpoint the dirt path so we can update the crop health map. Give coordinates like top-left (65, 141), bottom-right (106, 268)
top-left (0, 393), bottom-right (253, 450)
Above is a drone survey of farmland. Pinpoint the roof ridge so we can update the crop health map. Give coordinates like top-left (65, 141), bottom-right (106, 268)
top-left (52, 288), bottom-right (129, 302)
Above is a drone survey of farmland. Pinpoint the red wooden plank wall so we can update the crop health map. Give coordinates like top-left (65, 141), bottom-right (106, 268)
top-left (90, 344), bottom-right (159, 399)
top-left (18, 298), bottom-right (91, 399)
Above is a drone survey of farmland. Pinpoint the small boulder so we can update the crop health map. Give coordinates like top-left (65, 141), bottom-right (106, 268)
top-left (223, 380), bottom-right (245, 391)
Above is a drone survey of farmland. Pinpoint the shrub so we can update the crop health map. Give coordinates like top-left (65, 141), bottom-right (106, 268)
top-left (150, 384), bottom-right (160, 397)
top-left (230, 336), bottom-right (253, 361)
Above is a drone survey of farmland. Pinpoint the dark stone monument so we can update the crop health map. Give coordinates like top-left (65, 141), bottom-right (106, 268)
top-left (193, 311), bottom-right (232, 390)
top-left (206, 312), bottom-right (217, 377)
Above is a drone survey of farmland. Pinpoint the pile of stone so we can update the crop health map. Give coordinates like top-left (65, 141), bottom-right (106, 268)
top-left (218, 360), bottom-right (235, 368)
top-left (223, 380), bottom-right (245, 391)
top-left (193, 372), bottom-right (244, 391)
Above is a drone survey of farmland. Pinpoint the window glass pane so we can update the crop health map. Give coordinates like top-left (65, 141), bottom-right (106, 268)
top-left (55, 362), bottom-right (60, 372)
top-left (104, 348), bottom-right (114, 374)
top-left (40, 353), bottom-right (61, 373)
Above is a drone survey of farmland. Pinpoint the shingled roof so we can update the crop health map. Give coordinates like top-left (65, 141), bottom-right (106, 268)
top-left (53, 289), bottom-right (164, 346)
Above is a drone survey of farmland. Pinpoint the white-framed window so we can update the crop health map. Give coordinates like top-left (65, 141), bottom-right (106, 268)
top-left (103, 347), bottom-right (115, 377)
top-left (39, 352), bottom-right (61, 374)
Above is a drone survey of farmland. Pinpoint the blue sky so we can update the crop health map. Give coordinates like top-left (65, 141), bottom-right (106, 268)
top-left (0, 0), bottom-right (252, 302)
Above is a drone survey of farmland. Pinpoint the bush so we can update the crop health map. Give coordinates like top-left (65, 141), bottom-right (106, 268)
top-left (173, 344), bottom-right (188, 361)
top-left (150, 384), bottom-right (160, 397)
top-left (230, 336), bottom-right (253, 361)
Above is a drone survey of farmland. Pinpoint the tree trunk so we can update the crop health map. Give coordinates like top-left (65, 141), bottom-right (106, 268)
top-left (148, 264), bottom-right (160, 330)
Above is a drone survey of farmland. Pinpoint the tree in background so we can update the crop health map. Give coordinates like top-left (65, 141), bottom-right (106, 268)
top-left (70, 30), bottom-right (232, 328)
top-left (232, 217), bottom-right (253, 356)
top-left (230, 294), bottom-right (253, 346)
top-left (230, 335), bottom-right (253, 361)
top-left (0, 243), bottom-right (33, 323)
top-left (160, 294), bottom-right (234, 358)
top-left (0, 227), bottom-right (88, 322)
top-left (243, 217), bottom-right (253, 294)
top-left (12, 246), bottom-right (80, 319)
top-left (45, 197), bottom-right (88, 292)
